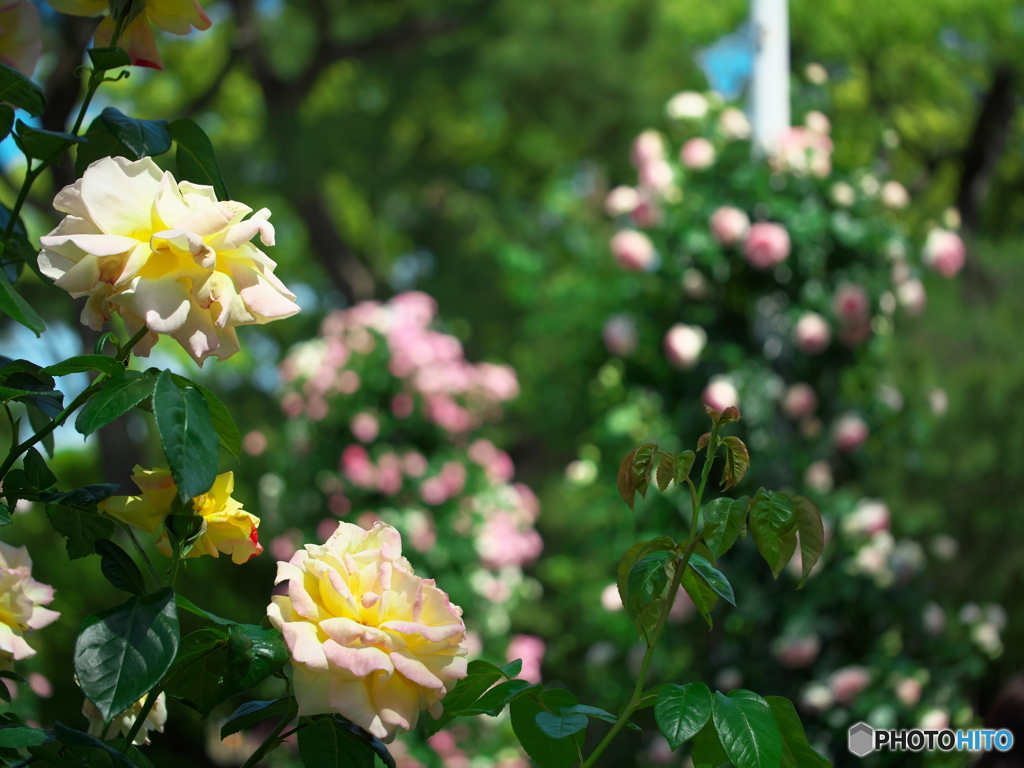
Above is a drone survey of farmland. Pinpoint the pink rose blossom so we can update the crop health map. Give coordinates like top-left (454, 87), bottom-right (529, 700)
top-left (922, 229), bottom-right (965, 277)
top-left (663, 324), bottom-right (707, 369)
top-left (896, 678), bottom-right (922, 707)
top-left (341, 445), bottom-right (377, 489)
top-left (843, 499), bottom-right (890, 537)
top-left (782, 383), bottom-right (817, 420)
top-left (377, 452), bottom-right (403, 496)
top-left (709, 206), bottom-right (751, 246)
top-left (744, 223), bottom-right (791, 270)
top-left (773, 633), bottom-right (821, 669)
top-left (832, 414), bottom-right (869, 453)
top-left (896, 278), bottom-right (926, 316)
top-left (610, 229), bottom-right (656, 271)
top-left (420, 477), bottom-right (450, 506)
top-left (702, 376), bottom-right (738, 412)
top-left (630, 193), bottom-right (662, 228)
top-left (243, 430), bottom-right (268, 456)
top-left (391, 393), bottom-right (415, 418)
top-left (603, 314), bottom-right (638, 356)
top-left (804, 460), bottom-right (833, 494)
top-left (476, 512), bottom-right (543, 570)
top-left (638, 160), bottom-right (674, 192)
top-left (793, 312), bottom-right (831, 354)
top-left (350, 412), bottom-right (380, 443)
top-left (881, 181), bottom-right (910, 210)
top-left (829, 666), bottom-right (871, 704)
top-left (680, 137), bottom-right (715, 170)
top-left (833, 284), bottom-right (870, 324)
top-left (604, 185), bottom-right (641, 216)
top-left (402, 451), bottom-right (428, 478)
top-left (630, 130), bottom-right (665, 168)
top-left (506, 635), bottom-right (545, 685)
top-left (719, 108), bottom-right (751, 140)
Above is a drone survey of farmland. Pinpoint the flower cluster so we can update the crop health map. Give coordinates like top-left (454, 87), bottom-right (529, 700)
top-left (99, 467), bottom-right (263, 564)
top-left (0, 542), bottom-right (59, 666)
top-left (83, 692), bottom-right (168, 746)
top-left (268, 522), bottom-right (468, 741)
top-left (39, 157), bottom-right (300, 365)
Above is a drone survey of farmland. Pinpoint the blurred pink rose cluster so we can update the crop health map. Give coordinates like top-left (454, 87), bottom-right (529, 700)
top-left (280, 292), bottom-right (519, 433)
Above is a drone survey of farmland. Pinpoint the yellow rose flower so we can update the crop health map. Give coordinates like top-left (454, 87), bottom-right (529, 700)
top-left (45, 0), bottom-right (211, 70)
top-left (0, 542), bottom-right (60, 665)
top-left (38, 157), bottom-right (299, 365)
top-left (267, 522), bottom-right (469, 742)
top-left (98, 466), bottom-right (263, 564)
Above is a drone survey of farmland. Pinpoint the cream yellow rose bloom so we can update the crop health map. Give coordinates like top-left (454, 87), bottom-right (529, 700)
top-left (98, 466), bottom-right (263, 564)
top-left (38, 157), bottom-right (299, 365)
top-left (45, 0), bottom-right (211, 69)
top-left (83, 691), bottom-right (167, 745)
top-left (0, 542), bottom-right (60, 664)
top-left (268, 522), bottom-right (469, 742)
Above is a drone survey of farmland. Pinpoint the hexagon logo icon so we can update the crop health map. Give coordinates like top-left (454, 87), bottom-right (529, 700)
top-left (848, 722), bottom-right (875, 757)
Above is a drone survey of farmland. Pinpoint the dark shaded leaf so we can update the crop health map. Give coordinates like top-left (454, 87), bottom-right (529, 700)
top-left (766, 696), bottom-right (830, 768)
top-left (95, 539), bottom-right (146, 595)
top-left (87, 47), bottom-right (130, 71)
top-left (0, 725), bottom-right (50, 748)
top-left (749, 489), bottom-right (797, 578)
top-left (720, 435), bottom-right (750, 490)
top-left (170, 374), bottom-right (240, 457)
top-left (457, 679), bottom-right (537, 716)
top-left (97, 108), bottom-right (171, 158)
top-left (153, 370), bottom-right (218, 503)
top-left (793, 495), bottom-right (825, 587)
top-left (221, 698), bottom-right (296, 739)
top-left (169, 119), bottom-right (229, 200)
top-left (702, 496), bottom-right (749, 560)
top-left (43, 355), bottom-right (123, 378)
top-left (24, 447), bottom-right (55, 490)
top-left (47, 506), bottom-right (116, 559)
top-left (297, 716), bottom-right (375, 768)
top-left (680, 560), bottom-right (719, 629)
top-left (14, 119), bottom-right (84, 162)
top-left (617, 442), bottom-right (656, 511)
top-left (511, 689), bottom-right (582, 768)
top-left (163, 627), bottom-right (229, 716)
top-left (75, 370), bottom-right (155, 436)
top-left (217, 624), bottom-right (289, 702)
top-left (535, 709), bottom-right (588, 739)
top-left (0, 62), bottom-right (44, 115)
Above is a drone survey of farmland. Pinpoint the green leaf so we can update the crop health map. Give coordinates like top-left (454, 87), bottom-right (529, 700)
top-left (163, 627), bottom-right (229, 716)
top-left (95, 539), bottom-right (146, 595)
top-left (14, 119), bottom-right (85, 162)
top-left (680, 561), bottom-right (719, 629)
top-left (297, 716), bottom-right (376, 768)
top-left (687, 554), bottom-right (736, 606)
top-left (616, 442), bottom-right (657, 511)
top-left (0, 62), bottom-right (44, 116)
top-left (0, 268), bottom-right (44, 335)
top-left (749, 489), bottom-right (797, 578)
top-left (41, 484), bottom-right (119, 506)
top-left (712, 690), bottom-right (783, 768)
top-left (221, 698), bottom-right (297, 739)
top-left (616, 536), bottom-right (675, 616)
top-left (96, 108), bottom-right (171, 159)
top-left (535, 709), bottom-right (588, 739)
top-left (0, 105), bottom-right (13, 142)
top-left (793, 496), bottom-right (825, 587)
top-left (457, 679), bottom-right (537, 716)
top-left (720, 436), bottom-right (750, 490)
top-left (655, 453), bottom-right (674, 492)
top-left (175, 594), bottom-right (238, 626)
top-left (565, 704), bottom-right (641, 731)
top-left (776, 527), bottom-right (798, 579)
top-left (74, 588), bottom-right (180, 722)
top-left (26, 403), bottom-right (54, 458)
top-left (52, 723), bottom-right (134, 768)
top-left (765, 697), bottom-right (830, 768)
top-left (153, 370), bottom-right (219, 503)
top-left (702, 496), bottom-right (749, 560)
top-left (75, 370), bottom-right (155, 436)
top-left (170, 375), bottom-right (240, 457)
top-left (0, 725), bottom-right (50, 748)
top-left (675, 450), bottom-right (697, 485)
top-left (47, 506), bottom-right (116, 559)
top-left (424, 659), bottom-right (507, 735)
top-left (217, 624), bottom-right (289, 702)
top-left (325, 716), bottom-right (396, 768)
top-left (87, 47), bottom-right (131, 71)
top-left (168, 119), bottom-right (229, 200)
top-left (24, 447), bottom-right (56, 490)
top-left (43, 355), bottom-right (124, 378)
top-left (626, 551), bottom-right (671, 628)
top-left (0, 503), bottom-right (10, 527)
top-left (654, 682), bottom-right (713, 750)
top-left (511, 689), bottom-right (582, 768)
top-left (3, 371), bottom-right (62, 417)
top-left (76, 118), bottom-right (132, 176)
top-left (501, 658), bottom-right (523, 678)
top-left (692, 718), bottom-right (729, 768)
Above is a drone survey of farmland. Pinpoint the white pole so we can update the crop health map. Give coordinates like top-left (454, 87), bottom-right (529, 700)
top-left (749, 0), bottom-right (790, 154)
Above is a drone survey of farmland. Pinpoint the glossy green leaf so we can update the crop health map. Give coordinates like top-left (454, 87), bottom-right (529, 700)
top-left (712, 690), bottom-right (783, 768)
top-left (175, 594), bottom-right (237, 626)
top-left (0, 268), bottom-right (44, 335)
top-left (47, 506), bottom-right (116, 559)
top-left (3, 371), bottom-right (62, 417)
top-left (75, 370), bottom-right (155, 436)
top-left (24, 447), bottom-right (55, 491)
top-left (720, 436), bottom-right (750, 490)
top-left (0, 725), bottom-right (50, 748)
top-left (654, 682), bottom-right (713, 750)
top-left (76, 117), bottom-right (132, 176)
top-left (564, 704), bottom-right (641, 730)
top-left (766, 696), bottom-right (830, 768)
top-left (52, 722), bottom-right (134, 768)
top-left (675, 450), bottom-right (697, 485)
top-left (169, 119), bottom-right (230, 201)
top-left (298, 716), bottom-right (375, 768)
top-left (74, 589), bottom-right (180, 722)
top-left (221, 697), bottom-right (297, 739)
top-left (170, 374), bottom-right (241, 457)
top-left (217, 624), bottom-right (289, 702)
top-left (424, 659), bottom-right (508, 734)
top-left (691, 718), bottom-right (729, 768)
top-left (680, 560), bottom-right (719, 629)
top-left (14, 119), bottom-right (85, 162)
top-left (163, 627), bottom-right (229, 716)
top-left (626, 550), bottom-right (673, 639)
top-left (87, 47), bottom-right (131, 71)
top-left (776, 527), bottom-right (798, 579)
top-left (43, 355), bottom-right (124, 378)
top-left (535, 709), bottom-right (588, 739)
top-left (26, 402), bottom-right (54, 458)
top-left (457, 679), bottom-right (537, 716)
top-left (617, 442), bottom-right (657, 511)
top-left (749, 489), bottom-right (797, 578)
top-left (96, 108), bottom-right (171, 159)
top-left (616, 535), bottom-right (675, 614)
top-left (656, 453), bottom-right (674, 492)
top-left (687, 554), bottom-right (736, 606)
top-left (95, 539), bottom-right (146, 595)
top-left (40, 483), bottom-right (119, 507)
top-left (0, 63), bottom-right (44, 116)
top-left (153, 370), bottom-right (218, 503)
top-left (793, 495), bottom-right (825, 587)
top-left (0, 105), bottom-right (13, 142)
top-left (511, 689), bottom-right (582, 768)
top-left (702, 495), bottom-right (749, 560)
